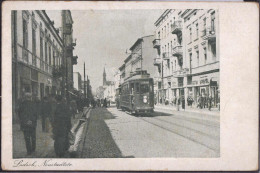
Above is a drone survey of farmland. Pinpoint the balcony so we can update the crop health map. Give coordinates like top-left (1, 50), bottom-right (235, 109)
top-left (162, 52), bottom-right (170, 59)
top-left (173, 68), bottom-right (189, 77)
top-left (153, 58), bottom-right (161, 66)
top-left (172, 45), bottom-right (183, 57)
top-left (153, 39), bottom-right (160, 49)
top-left (72, 56), bottom-right (78, 65)
top-left (171, 20), bottom-right (182, 35)
top-left (192, 61), bottom-right (219, 75)
top-left (201, 27), bottom-right (216, 42)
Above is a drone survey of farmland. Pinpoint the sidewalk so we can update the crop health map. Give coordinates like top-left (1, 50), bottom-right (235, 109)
top-left (13, 109), bottom-right (87, 158)
top-left (155, 104), bottom-right (219, 116)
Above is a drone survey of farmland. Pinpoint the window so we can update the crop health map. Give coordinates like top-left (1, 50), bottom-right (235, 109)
top-left (32, 28), bottom-right (36, 54)
top-left (211, 12), bottom-right (215, 31)
top-left (164, 26), bottom-right (166, 37)
top-left (175, 60), bottom-right (176, 70)
top-left (196, 51), bottom-right (199, 67)
top-left (45, 42), bottom-right (47, 63)
top-left (158, 31), bottom-right (160, 39)
top-left (130, 83), bottom-right (134, 94)
top-left (170, 41), bottom-right (172, 53)
top-left (174, 38), bottom-right (176, 46)
top-left (196, 23), bottom-right (199, 39)
top-left (162, 28), bottom-right (163, 39)
top-left (203, 18), bottom-right (206, 30)
top-left (189, 53), bottom-right (192, 69)
top-left (140, 84), bottom-right (149, 93)
top-left (171, 62), bottom-right (173, 73)
top-left (167, 23), bottom-right (169, 34)
top-left (53, 50), bottom-right (55, 67)
top-left (189, 27), bottom-right (192, 42)
top-left (32, 28), bottom-right (36, 66)
top-left (204, 47), bottom-right (207, 65)
top-left (136, 83), bottom-right (140, 93)
top-left (23, 19), bottom-right (28, 48)
top-left (49, 46), bottom-right (51, 66)
top-left (40, 37), bottom-right (43, 59)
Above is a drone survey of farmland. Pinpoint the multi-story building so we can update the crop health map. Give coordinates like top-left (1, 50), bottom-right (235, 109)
top-left (73, 72), bottom-right (82, 91)
top-left (61, 10), bottom-right (78, 98)
top-left (181, 9), bottom-right (219, 106)
top-left (119, 35), bottom-right (159, 91)
top-left (153, 9), bottom-right (219, 107)
top-left (153, 9), bottom-right (184, 104)
top-left (12, 10), bottom-right (64, 106)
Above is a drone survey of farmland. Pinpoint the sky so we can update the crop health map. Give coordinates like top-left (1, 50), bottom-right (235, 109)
top-left (46, 10), bottom-right (164, 91)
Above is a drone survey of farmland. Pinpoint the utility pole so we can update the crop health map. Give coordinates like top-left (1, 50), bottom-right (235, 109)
top-left (84, 62), bottom-right (86, 99)
top-left (87, 75), bottom-right (89, 99)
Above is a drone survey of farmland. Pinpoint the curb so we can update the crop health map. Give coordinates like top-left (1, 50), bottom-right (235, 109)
top-left (78, 107), bottom-right (92, 158)
top-left (155, 106), bottom-right (219, 116)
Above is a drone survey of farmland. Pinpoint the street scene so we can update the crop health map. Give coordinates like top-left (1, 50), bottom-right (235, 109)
top-left (12, 9), bottom-right (220, 158)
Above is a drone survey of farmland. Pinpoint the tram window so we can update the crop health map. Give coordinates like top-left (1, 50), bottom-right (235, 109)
top-left (140, 84), bottom-right (149, 93)
top-left (150, 85), bottom-right (153, 92)
top-left (136, 83), bottom-right (140, 93)
top-left (130, 83), bottom-right (134, 94)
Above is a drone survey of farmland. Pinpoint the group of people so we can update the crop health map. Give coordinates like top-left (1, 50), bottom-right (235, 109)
top-left (95, 98), bottom-right (110, 108)
top-left (17, 93), bottom-right (87, 157)
top-left (157, 94), bottom-right (216, 111)
top-left (196, 95), bottom-right (213, 111)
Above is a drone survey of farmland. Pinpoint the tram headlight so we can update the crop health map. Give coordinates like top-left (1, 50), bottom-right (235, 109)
top-left (143, 96), bottom-right (147, 103)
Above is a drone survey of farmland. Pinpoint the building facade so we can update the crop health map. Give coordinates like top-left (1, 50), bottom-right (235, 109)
top-left (61, 10), bottom-right (78, 97)
top-left (12, 10), bottom-right (64, 107)
top-left (73, 72), bottom-right (82, 91)
top-left (182, 9), bottom-right (219, 106)
top-left (153, 9), bottom-right (219, 106)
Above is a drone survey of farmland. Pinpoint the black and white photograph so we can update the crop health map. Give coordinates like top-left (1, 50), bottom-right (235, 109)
top-left (2, 1), bottom-right (258, 171)
top-left (11, 9), bottom-right (220, 159)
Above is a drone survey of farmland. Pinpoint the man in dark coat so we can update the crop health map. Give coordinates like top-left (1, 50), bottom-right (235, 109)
top-left (18, 93), bottom-right (37, 155)
top-left (208, 95), bottom-right (213, 111)
top-left (53, 95), bottom-right (72, 157)
top-left (41, 97), bottom-right (51, 132)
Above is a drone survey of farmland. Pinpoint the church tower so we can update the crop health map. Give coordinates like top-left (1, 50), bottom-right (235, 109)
top-left (103, 67), bottom-right (106, 86)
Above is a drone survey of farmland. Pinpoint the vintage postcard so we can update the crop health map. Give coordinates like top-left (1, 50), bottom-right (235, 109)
top-left (1, 1), bottom-right (259, 171)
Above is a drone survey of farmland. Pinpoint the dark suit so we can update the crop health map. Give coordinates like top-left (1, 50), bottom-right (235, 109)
top-left (18, 100), bottom-right (37, 154)
top-left (53, 103), bottom-right (71, 157)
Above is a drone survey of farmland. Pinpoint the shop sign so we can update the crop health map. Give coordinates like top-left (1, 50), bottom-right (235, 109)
top-left (200, 78), bottom-right (209, 85)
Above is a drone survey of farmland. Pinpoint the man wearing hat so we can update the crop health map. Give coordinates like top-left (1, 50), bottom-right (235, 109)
top-left (18, 93), bottom-right (37, 155)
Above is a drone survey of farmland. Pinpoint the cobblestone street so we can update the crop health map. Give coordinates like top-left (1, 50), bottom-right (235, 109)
top-left (80, 106), bottom-right (219, 158)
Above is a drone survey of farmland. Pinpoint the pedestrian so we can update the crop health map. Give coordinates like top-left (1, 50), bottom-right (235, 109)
top-left (103, 98), bottom-right (107, 108)
top-left (49, 95), bottom-right (57, 127)
top-left (176, 97), bottom-right (180, 111)
top-left (182, 96), bottom-right (185, 110)
top-left (18, 93), bottom-right (37, 155)
top-left (208, 95), bottom-right (212, 111)
top-left (33, 95), bottom-right (41, 119)
top-left (41, 97), bottom-right (51, 132)
top-left (53, 95), bottom-right (72, 157)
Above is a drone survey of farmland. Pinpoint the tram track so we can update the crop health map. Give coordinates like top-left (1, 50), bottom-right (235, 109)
top-left (152, 116), bottom-right (219, 140)
top-left (138, 115), bottom-right (220, 153)
top-left (153, 110), bottom-right (220, 128)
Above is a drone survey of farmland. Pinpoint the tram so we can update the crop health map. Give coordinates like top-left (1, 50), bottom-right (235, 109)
top-left (117, 70), bottom-right (154, 114)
